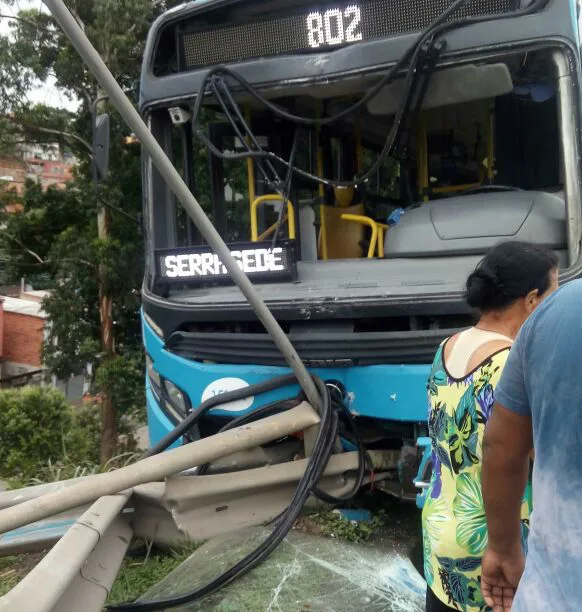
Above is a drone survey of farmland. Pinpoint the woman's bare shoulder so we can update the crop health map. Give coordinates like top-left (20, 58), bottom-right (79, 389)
top-left (467, 339), bottom-right (512, 372)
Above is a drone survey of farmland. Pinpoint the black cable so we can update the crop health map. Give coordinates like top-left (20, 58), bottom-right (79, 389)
top-left (209, 78), bottom-right (281, 196)
top-left (271, 127), bottom-right (298, 246)
top-left (312, 396), bottom-right (369, 504)
top-left (187, 0), bottom-right (469, 197)
top-left (109, 377), bottom-right (339, 612)
top-left (191, 0), bottom-right (547, 191)
top-left (193, 33), bottom-right (440, 189)
top-left (210, 74), bottom-right (296, 246)
top-left (195, 392), bottom-right (369, 500)
top-left (191, 0), bottom-right (469, 130)
top-left (204, 0), bottom-right (546, 128)
top-left (214, 72), bottom-right (300, 246)
top-left (143, 373), bottom-right (298, 458)
top-left (195, 397), bottom-right (302, 476)
top-left (211, 75), bottom-right (282, 193)
top-left (393, 38), bottom-right (445, 202)
top-left (395, 38), bottom-right (445, 163)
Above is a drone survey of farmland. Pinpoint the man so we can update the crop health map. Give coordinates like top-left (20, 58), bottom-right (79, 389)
top-left (481, 279), bottom-right (582, 612)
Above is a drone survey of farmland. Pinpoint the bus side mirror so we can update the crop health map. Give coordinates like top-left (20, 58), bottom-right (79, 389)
top-left (93, 113), bottom-right (110, 182)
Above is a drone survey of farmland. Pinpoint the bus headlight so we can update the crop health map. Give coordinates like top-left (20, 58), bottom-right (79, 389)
top-left (143, 312), bottom-right (163, 337)
top-left (146, 355), bottom-right (162, 397)
top-left (163, 380), bottom-right (188, 418)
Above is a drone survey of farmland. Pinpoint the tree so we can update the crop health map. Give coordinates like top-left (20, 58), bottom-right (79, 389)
top-left (0, 0), bottom-right (241, 461)
top-left (0, 0), bottom-right (170, 461)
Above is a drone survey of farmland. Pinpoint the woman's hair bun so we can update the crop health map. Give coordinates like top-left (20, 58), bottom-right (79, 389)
top-left (464, 241), bottom-right (559, 313)
top-left (465, 268), bottom-right (500, 309)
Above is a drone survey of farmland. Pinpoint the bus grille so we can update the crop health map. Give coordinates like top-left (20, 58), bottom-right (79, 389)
top-left (165, 328), bottom-right (453, 367)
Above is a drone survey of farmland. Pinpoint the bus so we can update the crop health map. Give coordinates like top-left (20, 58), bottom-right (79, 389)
top-left (140, 0), bottom-right (582, 503)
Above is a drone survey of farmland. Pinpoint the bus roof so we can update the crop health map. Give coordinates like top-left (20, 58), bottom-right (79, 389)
top-left (140, 0), bottom-right (577, 112)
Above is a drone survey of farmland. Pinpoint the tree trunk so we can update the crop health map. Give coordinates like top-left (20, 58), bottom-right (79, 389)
top-left (92, 85), bottom-right (117, 464)
top-left (98, 206), bottom-right (116, 463)
top-left (100, 378), bottom-right (117, 461)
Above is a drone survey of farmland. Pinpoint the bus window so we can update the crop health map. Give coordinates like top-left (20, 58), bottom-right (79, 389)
top-left (147, 47), bottom-right (569, 273)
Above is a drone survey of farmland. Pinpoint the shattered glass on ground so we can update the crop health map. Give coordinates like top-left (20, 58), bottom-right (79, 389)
top-left (142, 528), bottom-right (426, 611)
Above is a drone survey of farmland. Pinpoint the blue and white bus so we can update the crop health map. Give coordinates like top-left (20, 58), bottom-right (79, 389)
top-left (139, 0), bottom-right (582, 502)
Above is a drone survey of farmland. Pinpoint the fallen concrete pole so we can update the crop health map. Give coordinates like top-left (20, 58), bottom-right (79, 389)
top-left (0, 493), bottom-right (130, 612)
top-left (0, 402), bottom-right (319, 535)
top-left (0, 477), bottom-right (90, 510)
top-left (43, 0), bottom-right (322, 410)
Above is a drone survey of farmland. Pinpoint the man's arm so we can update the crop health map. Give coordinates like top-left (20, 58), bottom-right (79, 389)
top-left (483, 403), bottom-right (533, 556)
top-left (481, 403), bottom-right (532, 612)
top-left (481, 327), bottom-right (533, 612)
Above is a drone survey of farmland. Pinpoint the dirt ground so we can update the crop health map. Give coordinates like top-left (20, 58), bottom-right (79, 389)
top-left (295, 492), bottom-right (423, 569)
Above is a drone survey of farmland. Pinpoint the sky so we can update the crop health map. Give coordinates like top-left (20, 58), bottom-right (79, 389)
top-left (0, 0), bottom-right (80, 111)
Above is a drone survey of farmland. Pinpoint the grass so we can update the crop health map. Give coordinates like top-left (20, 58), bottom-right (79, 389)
top-left (299, 508), bottom-right (388, 543)
top-left (106, 544), bottom-right (200, 607)
top-left (0, 552), bottom-right (46, 596)
top-left (5, 452), bottom-right (141, 490)
top-left (0, 544), bottom-right (199, 606)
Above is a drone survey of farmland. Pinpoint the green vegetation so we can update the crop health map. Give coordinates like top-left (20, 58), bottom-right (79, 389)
top-left (0, 0), bottom-right (180, 461)
top-left (0, 0), bottom-right (252, 462)
top-left (0, 386), bottom-right (79, 481)
top-left (107, 545), bottom-right (200, 607)
top-left (0, 386), bottom-right (141, 487)
top-left (0, 545), bottom-right (198, 604)
top-left (0, 552), bottom-right (45, 597)
top-left (305, 509), bottom-right (388, 544)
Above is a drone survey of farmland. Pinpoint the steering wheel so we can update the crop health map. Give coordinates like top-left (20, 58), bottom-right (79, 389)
top-left (461, 184), bottom-right (523, 196)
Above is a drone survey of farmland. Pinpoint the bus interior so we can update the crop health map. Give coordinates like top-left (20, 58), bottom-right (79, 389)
top-left (149, 44), bottom-right (576, 328)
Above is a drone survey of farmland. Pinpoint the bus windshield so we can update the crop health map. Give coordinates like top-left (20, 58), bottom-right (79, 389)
top-left (141, 0), bottom-right (580, 317)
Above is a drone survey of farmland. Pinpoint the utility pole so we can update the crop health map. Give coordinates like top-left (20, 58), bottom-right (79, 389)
top-left (91, 94), bottom-right (116, 462)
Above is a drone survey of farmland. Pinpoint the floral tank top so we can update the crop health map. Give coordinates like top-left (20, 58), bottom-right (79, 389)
top-left (421, 341), bottom-right (532, 611)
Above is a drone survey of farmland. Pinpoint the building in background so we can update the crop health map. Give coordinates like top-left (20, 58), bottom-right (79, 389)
top-left (25, 157), bottom-right (74, 190)
top-left (0, 292), bottom-right (46, 387)
top-left (0, 157), bottom-right (27, 198)
top-left (19, 143), bottom-right (61, 162)
top-left (0, 141), bottom-right (76, 197)
top-left (0, 290), bottom-right (89, 402)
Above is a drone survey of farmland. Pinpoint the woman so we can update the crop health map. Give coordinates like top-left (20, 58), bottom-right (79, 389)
top-left (422, 241), bottom-right (558, 612)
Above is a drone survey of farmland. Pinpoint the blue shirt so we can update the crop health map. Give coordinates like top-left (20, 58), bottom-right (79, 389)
top-left (495, 279), bottom-right (582, 612)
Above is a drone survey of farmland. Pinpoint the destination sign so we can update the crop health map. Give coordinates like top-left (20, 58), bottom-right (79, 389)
top-left (155, 241), bottom-right (296, 286)
top-left (180, 0), bottom-right (517, 70)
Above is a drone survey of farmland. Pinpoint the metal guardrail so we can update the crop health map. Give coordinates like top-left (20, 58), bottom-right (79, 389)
top-left (0, 402), bottom-right (321, 612)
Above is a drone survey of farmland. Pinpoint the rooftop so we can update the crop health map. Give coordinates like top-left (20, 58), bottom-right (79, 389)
top-left (0, 295), bottom-right (47, 318)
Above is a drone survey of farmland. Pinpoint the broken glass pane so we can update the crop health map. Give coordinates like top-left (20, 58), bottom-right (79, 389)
top-left (142, 528), bottom-right (426, 611)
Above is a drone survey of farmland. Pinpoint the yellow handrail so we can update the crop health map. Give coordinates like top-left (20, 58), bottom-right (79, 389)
top-left (417, 112), bottom-right (429, 202)
top-left (316, 105), bottom-right (327, 259)
top-left (340, 214), bottom-right (379, 259)
top-left (251, 195), bottom-right (296, 242)
top-left (257, 214), bottom-right (289, 241)
top-left (245, 107), bottom-right (256, 215)
top-left (377, 223), bottom-right (389, 258)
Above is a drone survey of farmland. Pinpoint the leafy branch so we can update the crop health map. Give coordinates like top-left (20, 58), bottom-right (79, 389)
top-left (0, 14), bottom-right (55, 35)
